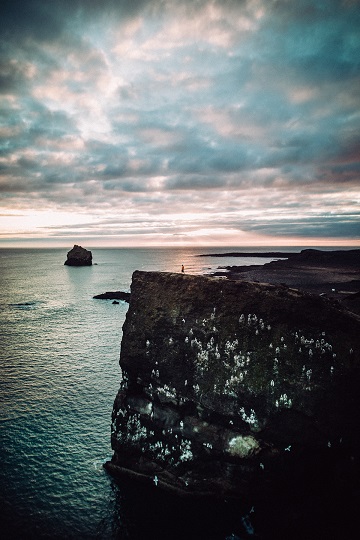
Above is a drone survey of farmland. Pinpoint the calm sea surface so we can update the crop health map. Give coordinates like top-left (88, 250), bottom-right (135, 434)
top-left (0, 246), bottom-right (329, 539)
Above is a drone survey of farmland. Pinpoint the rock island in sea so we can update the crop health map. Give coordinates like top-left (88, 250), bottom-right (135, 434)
top-left (105, 267), bottom-right (360, 528)
top-left (64, 245), bottom-right (92, 266)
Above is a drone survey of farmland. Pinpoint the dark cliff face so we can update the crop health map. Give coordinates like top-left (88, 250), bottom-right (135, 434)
top-left (107, 271), bottom-right (360, 502)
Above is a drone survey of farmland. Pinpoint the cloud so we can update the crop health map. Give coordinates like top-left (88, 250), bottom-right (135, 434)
top-left (0, 0), bottom-right (359, 245)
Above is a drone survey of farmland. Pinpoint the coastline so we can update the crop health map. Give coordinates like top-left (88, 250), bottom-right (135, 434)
top-left (198, 251), bottom-right (298, 258)
top-left (209, 249), bottom-right (360, 315)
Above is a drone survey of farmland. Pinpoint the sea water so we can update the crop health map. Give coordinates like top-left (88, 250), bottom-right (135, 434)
top-left (0, 246), bottom-right (318, 539)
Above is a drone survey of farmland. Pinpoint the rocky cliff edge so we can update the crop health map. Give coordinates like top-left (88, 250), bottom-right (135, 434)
top-left (106, 270), bottom-right (360, 502)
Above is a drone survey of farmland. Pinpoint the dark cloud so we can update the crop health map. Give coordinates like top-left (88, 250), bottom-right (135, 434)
top-left (243, 214), bottom-right (360, 239)
top-left (165, 175), bottom-right (226, 190)
top-left (0, 1), bottom-right (135, 40)
top-left (0, 0), bottom-right (64, 42)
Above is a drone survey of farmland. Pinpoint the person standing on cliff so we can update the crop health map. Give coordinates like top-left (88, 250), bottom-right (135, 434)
top-left (181, 264), bottom-right (185, 273)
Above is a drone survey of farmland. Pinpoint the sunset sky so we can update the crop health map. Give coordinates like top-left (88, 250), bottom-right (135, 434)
top-left (1, 0), bottom-right (359, 247)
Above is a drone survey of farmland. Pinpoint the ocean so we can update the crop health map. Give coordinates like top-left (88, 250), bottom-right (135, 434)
top-left (0, 246), bottom-right (339, 539)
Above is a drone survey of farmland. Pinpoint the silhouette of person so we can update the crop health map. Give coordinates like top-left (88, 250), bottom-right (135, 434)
top-left (181, 264), bottom-right (185, 273)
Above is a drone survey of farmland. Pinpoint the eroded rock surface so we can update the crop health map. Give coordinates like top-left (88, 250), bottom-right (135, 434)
top-left (64, 245), bottom-right (92, 266)
top-left (106, 271), bottom-right (360, 502)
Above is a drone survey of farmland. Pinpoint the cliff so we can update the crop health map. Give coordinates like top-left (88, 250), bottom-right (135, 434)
top-left (106, 271), bottom-right (360, 505)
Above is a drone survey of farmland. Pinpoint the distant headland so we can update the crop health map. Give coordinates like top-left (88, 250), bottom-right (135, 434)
top-left (198, 251), bottom-right (298, 258)
top-left (205, 248), bottom-right (360, 314)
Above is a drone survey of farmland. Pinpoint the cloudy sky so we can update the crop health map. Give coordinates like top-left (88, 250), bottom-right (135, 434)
top-left (1, 0), bottom-right (359, 247)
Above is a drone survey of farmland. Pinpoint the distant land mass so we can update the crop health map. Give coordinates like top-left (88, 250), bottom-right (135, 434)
top-left (198, 251), bottom-right (298, 258)
top-left (198, 248), bottom-right (360, 263)
top-left (205, 249), bottom-right (360, 315)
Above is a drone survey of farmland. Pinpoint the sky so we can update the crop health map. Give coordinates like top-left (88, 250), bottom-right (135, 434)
top-left (0, 0), bottom-right (359, 248)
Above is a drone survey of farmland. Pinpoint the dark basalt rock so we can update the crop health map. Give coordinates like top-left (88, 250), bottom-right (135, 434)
top-left (106, 271), bottom-right (360, 506)
top-left (93, 291), bottom-right (131, 302)
top-left (64, 245), bottom-right (92, 266)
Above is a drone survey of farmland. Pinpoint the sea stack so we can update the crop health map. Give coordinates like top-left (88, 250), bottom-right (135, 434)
top-left (106, 270), bottom-right (360, 505)
top-left (64, 245), bottom-right (92, 266)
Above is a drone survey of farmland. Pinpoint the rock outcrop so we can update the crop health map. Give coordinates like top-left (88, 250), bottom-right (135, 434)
top-left (106, 271), bottom-right (360, 504)
top-left (93, 291), bottom-right (131, 302)
top-left (64, 245), bottom-right (92, 266)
